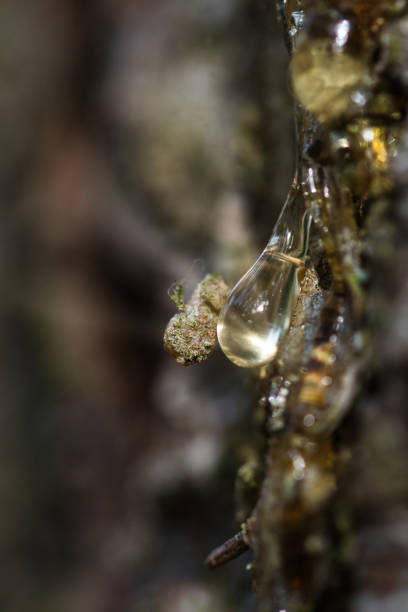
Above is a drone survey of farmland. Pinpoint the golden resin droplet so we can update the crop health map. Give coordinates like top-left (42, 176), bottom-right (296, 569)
top-left (292, 44), bottom-right (365, 122)
top-left (291, 9), bottom-right (365, 123)
top-left (217, 249), bottom-right (305, 367)
top-left (217, 187), bottom-right (311, 368)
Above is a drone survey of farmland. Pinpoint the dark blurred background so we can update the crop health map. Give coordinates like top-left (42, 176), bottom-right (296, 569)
top-left (0, 2), bottom-right (296, 611)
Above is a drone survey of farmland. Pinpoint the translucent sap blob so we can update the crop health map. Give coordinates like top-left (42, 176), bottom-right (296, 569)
top-left (217, 189), bottom-right (311, 368)
top-left (217, 250), bottom-right (303, 367)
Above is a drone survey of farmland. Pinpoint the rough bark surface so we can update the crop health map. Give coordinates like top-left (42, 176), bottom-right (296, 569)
top-left (2, 2), bottom-right (408, 612)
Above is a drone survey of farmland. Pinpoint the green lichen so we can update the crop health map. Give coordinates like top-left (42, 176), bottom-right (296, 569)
top-left (168, 281), bottom-right (186, 311)
top-left (163, 273), bottom-right (230, 366)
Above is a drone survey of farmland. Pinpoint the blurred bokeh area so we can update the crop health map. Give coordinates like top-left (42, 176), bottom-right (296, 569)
top-left (0, 2), bottom-right (295, 611)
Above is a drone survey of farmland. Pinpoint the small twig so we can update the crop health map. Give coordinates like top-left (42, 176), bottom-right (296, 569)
top-left (205, 530), bottom-right (249, 570)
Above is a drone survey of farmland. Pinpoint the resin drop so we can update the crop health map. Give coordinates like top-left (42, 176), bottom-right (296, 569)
top-left (291, 9), bottom-right (365, 123)
top-left (217, 251), bottom-right (304, 367)
top-left (217, 188), bottom-right (311, 368)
